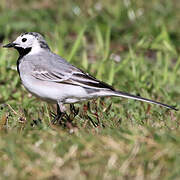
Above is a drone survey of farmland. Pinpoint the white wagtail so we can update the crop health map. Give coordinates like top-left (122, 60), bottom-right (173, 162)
top-left (3, 32), bottom-right (178, 120)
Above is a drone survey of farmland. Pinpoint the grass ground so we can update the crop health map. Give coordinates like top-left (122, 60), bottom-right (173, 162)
top-left (0, 0), bottom-right (180, 179)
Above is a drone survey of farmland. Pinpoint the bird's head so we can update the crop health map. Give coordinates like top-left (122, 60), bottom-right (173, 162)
top-left (3, 32), bottom-right (50, 56)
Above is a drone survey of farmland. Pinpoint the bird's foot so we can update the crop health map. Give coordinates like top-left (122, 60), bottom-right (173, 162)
top-left (50, 104), bottom-right (79, 128)
top-left (50, 111), bottom-right (64, 125)
top-left (70, 104), bottom-right (79, 118)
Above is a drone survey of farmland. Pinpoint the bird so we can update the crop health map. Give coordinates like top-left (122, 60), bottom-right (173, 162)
top-left (3, 32), bottom-right (178, 122)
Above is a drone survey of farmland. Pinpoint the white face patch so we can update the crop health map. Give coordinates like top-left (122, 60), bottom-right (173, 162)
top-left (28, 43), bottom-right (44, 55)
top-left (13, 34), bottom-right (38, 49)
top-left (13, 33), bottom-right (49, 55)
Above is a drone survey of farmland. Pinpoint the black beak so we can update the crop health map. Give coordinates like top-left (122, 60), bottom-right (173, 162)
top-left (3, 42), bottom-right (18, 48)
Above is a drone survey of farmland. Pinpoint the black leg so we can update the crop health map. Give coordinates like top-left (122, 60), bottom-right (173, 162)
top-left (57, 103), bottom-right (61, 115)
top-left (51, 104), bottom-right (79, 127)
top-left (70, 104), bottom-right (79, 117)
top-left (51, 104), bottom-right (63, 124)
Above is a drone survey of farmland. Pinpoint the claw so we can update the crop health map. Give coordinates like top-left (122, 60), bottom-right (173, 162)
top-left (70, 104), bottom-right (79, 117)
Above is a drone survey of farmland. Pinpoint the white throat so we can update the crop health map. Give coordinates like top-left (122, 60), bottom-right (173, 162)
top-left (28, 44), bottom-right (44, 55)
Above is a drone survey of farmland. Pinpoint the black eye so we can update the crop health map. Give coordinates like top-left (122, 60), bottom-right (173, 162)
top-left (22, 38), bottom-right (27, 42)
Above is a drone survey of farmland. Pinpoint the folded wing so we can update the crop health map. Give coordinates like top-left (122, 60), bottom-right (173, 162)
top-left (32, 65), bottom-right (115, 91)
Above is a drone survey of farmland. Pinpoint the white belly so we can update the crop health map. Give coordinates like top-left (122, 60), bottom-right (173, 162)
top-left (20, 74), bottom-right (89, 104)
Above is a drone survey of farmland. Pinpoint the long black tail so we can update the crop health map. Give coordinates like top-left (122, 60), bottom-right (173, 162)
top-left (111, 90), bottom-right (178, 111)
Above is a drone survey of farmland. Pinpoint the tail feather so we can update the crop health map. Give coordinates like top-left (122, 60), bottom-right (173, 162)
top-left (110, 90), bottom-right (178, 111)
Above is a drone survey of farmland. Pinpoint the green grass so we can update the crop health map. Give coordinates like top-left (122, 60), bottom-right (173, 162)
top-left (0, 0), bottom-right (180, 179)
